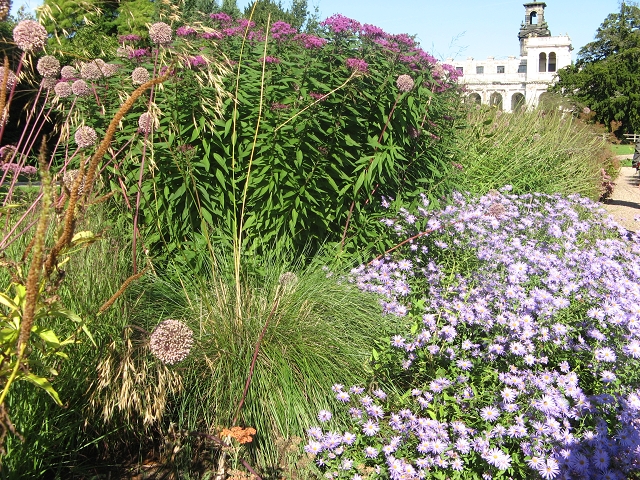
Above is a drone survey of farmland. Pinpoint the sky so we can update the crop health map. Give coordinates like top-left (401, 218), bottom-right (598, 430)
top-left (11, 0), bottom-right (621, 61)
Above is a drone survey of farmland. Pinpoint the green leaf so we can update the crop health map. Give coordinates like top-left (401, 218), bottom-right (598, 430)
top-left (32, 326), bottom-right (61, 349)
top-left (23, 373), bottom-right (62, 405)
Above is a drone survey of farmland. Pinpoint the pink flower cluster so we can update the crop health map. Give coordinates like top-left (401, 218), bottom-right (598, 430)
top-left (345, 58), bottom-right (368, 73)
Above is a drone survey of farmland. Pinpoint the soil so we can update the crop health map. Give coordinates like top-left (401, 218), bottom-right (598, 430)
top-left (602, 156), bottom-right (640, 232)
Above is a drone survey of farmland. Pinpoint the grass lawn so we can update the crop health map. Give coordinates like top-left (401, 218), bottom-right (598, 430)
top-left (610, 144), bottom-right (635, 155)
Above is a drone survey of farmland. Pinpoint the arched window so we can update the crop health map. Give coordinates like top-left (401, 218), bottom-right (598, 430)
top-left (490, 92), bottom-right (503, 110)
top-left (548, 52), bottom-right (557, 72)
top-left (467, 93), bottom-right (481, 105)
top-left (539, 52), bottom-right (547, 73)
top-left (511, 93), bottom-right (526, 111)
top-left (530, 12), bottom-right (537, 25)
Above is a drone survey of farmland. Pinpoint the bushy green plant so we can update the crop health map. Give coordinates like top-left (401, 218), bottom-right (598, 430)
top-left (87, 247), bottom-right (396, 472)
top-left (41, 12), bottom-right (463, 262)
top-left (452, 105), bottom-right (615, 199)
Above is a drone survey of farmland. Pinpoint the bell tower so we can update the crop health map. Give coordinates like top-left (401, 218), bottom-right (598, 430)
top-left (518, 2), bottom-right (551, 55)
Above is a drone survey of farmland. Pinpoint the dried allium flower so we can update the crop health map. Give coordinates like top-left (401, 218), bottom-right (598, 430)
top-left (583, 107), bottom-right (591, 115)
top-left (41, 77), bottom-right (57, 89)
top-left (131, 67), bottom-right (150, 85)
top-left (149, 22), bottom-right (172, 45)
top-left (278, 271), bottom-right (298, 287)
top-left (60, 65), bottom-right (77, 79)
top-left (0, 66), bottom-right (17, 91)
top-left (54, 81), bottom-right (72, 98)
top-left (74, 125), bottom-right (98, 148)
top-left (80, 61), bottom-right (103, 80)
top-left (396, 74), bottom-right (414, 92)
top-left (116, 46), bottom-right (132, 58)
top-left (100, 63), bottom-right (119, 77)
top-left (36, 55), bottom-right (60, 78)
top-left (149, 319), bottom-right (194, 365)
top-left (71, 79), bottom-right (91, 96)
top-left (62, 169), bottom-right (86, 195)
top-left (0, 144), bottom-right (16, 161)
top-left (13, 20), bottom-right (48, 52)
top-left (138, 112), bottom-right (155, 134)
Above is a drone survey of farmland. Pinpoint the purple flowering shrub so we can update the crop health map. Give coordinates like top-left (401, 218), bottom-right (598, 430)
top-left (30, 13), bottom-right (464, 260)
top-left (306, 189), bottom-right (640, 479)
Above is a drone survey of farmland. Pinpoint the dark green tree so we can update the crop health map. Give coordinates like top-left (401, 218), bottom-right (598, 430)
top-left (551, 2), bottom-right (640, 135)
top-left (219, 0), bottom-right (241, 18)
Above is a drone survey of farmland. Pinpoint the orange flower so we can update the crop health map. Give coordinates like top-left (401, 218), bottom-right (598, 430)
top-left (220, 426), bottom-right (257, 444)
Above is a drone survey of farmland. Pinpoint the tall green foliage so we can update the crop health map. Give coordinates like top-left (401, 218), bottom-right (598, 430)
top-left (551, 3), bottom-right (640, 135)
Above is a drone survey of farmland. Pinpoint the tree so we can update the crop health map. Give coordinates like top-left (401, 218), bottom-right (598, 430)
top-left (551, 2), bottom-right (640, 136)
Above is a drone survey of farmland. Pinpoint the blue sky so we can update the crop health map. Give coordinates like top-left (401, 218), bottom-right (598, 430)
top-left (12, 0), bottom-right (620, 61)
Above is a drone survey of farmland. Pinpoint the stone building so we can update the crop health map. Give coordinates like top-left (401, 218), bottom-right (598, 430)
top-left (446, 2), bottom-right (572, 111)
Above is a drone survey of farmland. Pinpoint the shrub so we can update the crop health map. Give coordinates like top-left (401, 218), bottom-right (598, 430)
top-left (306, 189), bottom-right (640, 479)
top-left (38, 14), bottom-right (463, 262)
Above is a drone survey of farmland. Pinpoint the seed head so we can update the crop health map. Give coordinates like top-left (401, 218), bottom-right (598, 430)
top-left (0, 66), bottom-right (18, 91)
top-left (54, 82), bottom-right (72, 98)
top-left (62, 169), bottom-right (86, 195)
top-left (60, 65), bottom-right (77, 79)
top-left (36, 55), bottom-right (60, 78)
top-left (100, 63), bottom-right (119, 77)
top-left (149, 319), bottom-right (194, 365)
top-left (80, 61), bottom-right (103, 80)
top-left (131, 67), bottom-right (150, 85)
top-left (138, 112), bottom-right (155, 134)
top-left (396, 74), bottom-right (414, 92)
top-left (278, 271), bottom-right (298, 287)
top-left (74, 125), bottom-right (98, 148)
top-left (41, 77), bottom-right (57, 89)
top-left (149, 22), bottom-right (172, 45)
top-left (71, 79), bottom-right (91, 97)
top-left (13, 20), bottom-right (48, 52)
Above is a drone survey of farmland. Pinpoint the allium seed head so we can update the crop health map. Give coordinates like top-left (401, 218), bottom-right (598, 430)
top-left (80, 61), bottom-right (103, 80)
top-left (13, 20), bottom-right (48, 52)
top-left (278, 271), bottom-right (298, 288)
top-left (71, 79), bottom-right (91, 97)
top-left (149, 319), bottom-right (194, 365)
top-left (62, 169), bottom-right (87, 195)
top-left (41, 77), bottom-right (57, 89)
top-left (138, 112), bottom-right (155, 134)
top-left (100, 63), bottom-right (119, 77)
top-left (149, 22), bottom-right (172, 45)
top-left (54, 81), bottom-right (72, 98)
top-left (0, 66), bottom-right (18, 91)
top-left (131, 67), bottom-right (150, 85)
top-left (36, 55), bottom-right (60, 78)
top-left (74, 126), bottom-right (98, 148)
top-left (396, 74), bottom-right (414, 92)
top-left (60, 65), bottom-right (77, 79)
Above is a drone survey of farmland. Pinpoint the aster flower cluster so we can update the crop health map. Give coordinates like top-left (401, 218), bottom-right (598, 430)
top-left (308, 190), bottom-right (640, 479)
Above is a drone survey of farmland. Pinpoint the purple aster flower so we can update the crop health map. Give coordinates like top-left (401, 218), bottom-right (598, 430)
top-left (362, 420), bottom-right (379, 436)
top-left (480, 405), bottom-right (500, 421)
top-left (317, 409), bottom-right (332, 422)
top-left (363, 446), bottom-right (379, 458)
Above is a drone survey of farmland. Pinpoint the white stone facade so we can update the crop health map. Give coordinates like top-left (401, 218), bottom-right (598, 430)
top-left (446, 2), bottom-right (572, 112)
